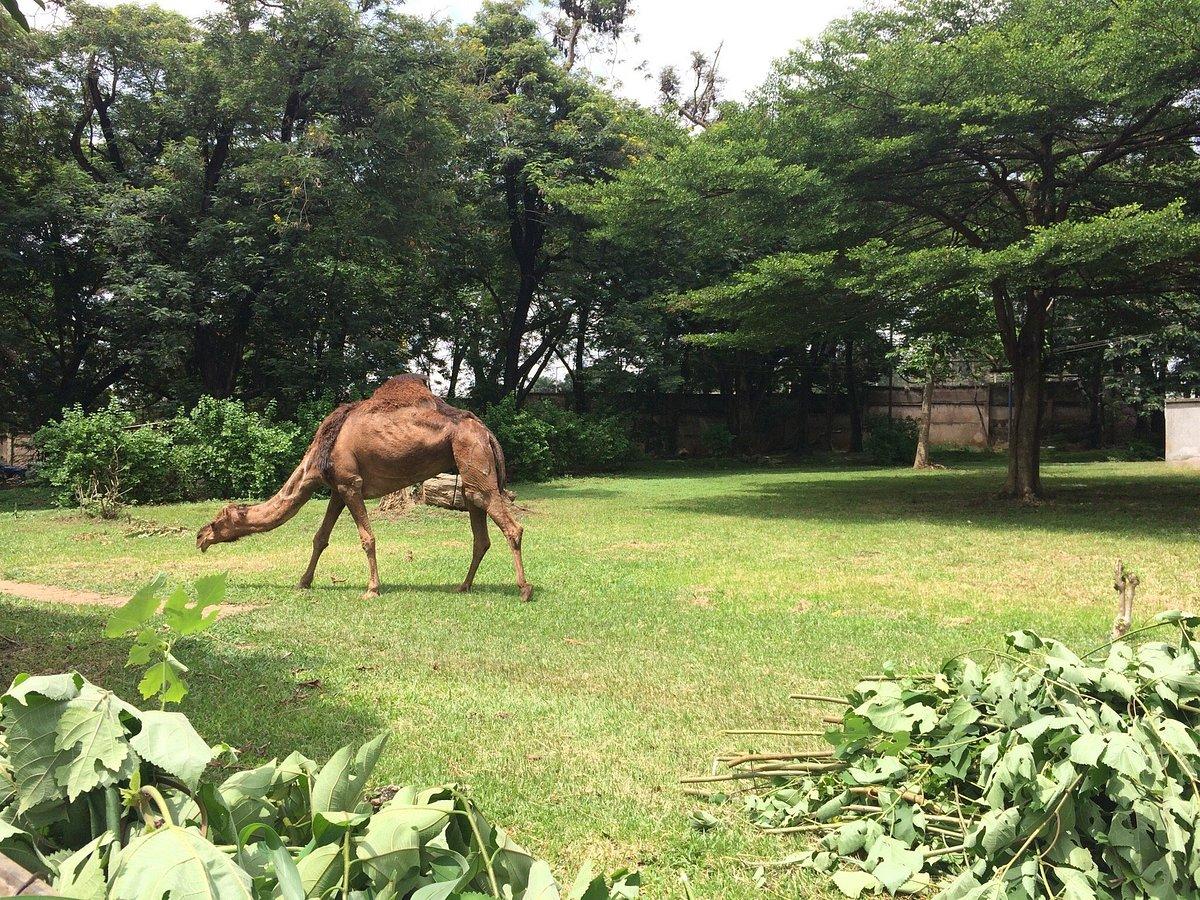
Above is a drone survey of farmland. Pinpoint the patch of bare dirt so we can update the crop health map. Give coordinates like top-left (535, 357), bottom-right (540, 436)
top-left (0, 579), bottom-right (253, 616)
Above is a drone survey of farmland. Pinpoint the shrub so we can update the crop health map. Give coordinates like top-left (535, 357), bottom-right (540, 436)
top-left (1124, 438), bottom-right (1161, 460)
top-left (33, 402), bottom-right (183, 512)
top-left (863, 414), bottom-right (919, 465)
top-left (173, 396), bottom-right (300, 499)
top-left (483, 398), bottom-right (637, 481)
top-left (482, 397), bottom-right (556, 482)
top-left (700, 423), bottom-right (735, 457)
top-left (525, 401), bottom-right (636, 473)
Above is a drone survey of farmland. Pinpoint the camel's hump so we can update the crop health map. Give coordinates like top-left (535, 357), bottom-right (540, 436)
top-left (370, 374), bottom-right (435, 405)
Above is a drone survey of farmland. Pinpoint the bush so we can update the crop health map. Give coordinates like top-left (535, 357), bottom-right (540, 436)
top-left (525, 401), bottom-right (636, 473)
top-left (173, 396), bottom-right (300, 499)
top-left (863, 414), bottom-right (918, 465)
top-left (483, 398), bottom-right (637, 481)
top-left (700, 423), bottom-right (735, 457)
top-left (1123, 438), bottom-right (1161, 460)
top-left (482, 397), bottom-right (556, 482)
top-left (33, 402), bottom-right (183, 512)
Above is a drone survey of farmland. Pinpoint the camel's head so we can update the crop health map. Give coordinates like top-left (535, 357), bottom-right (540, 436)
top-left (196, 504), bottom-right (247, 552)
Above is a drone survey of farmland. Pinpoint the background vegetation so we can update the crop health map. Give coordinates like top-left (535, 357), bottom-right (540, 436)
top-left (2, 0), bottom-right (1198, 502)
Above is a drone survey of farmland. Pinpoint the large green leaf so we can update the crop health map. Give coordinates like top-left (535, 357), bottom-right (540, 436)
top-left (54, 687), bottom-right (132, 799)
top-left (130, 710), bottom-right (214, 788)
top-left (108, 825), bottom-right (253, 900)
top-left (4, 679), bottom-right (132, 812)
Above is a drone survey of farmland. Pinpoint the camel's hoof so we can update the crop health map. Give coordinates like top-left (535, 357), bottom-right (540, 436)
top-left (297, 581), bottom-right (312, 590)
top-left (361, 589), bottom-right (380, 601)
top-left (519, 584), bottom-right (533, 602)
top-left (457, 583), bottom-right (472, 594)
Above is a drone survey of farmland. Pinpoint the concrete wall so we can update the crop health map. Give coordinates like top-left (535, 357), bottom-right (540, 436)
top-left (1166, 398), bottom-right (1200, 461)
top-left (0, 434), bottom-right (35, 468)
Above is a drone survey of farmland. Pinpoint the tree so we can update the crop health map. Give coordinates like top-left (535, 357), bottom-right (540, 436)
top-left (452, 1), bottom-right (645, 403)
top-left (771, 0), bottom-right (1200, 499)
top-left (1, 0), bottom-right (466, 423)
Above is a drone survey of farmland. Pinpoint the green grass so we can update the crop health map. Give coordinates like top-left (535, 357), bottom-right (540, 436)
top-left (2, 455), bottom-right (1199, 897)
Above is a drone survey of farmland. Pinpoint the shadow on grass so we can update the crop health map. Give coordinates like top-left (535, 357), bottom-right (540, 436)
top-left (656, 464), bottom-right (1200, 539)
top-left (0, 484), bottom-right (58, 512)
top-left (0, 600), bottom-right (386, 766)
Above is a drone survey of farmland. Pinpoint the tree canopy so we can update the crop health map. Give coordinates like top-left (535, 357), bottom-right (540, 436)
top-left (2, 0), bottom-right (1198, 497)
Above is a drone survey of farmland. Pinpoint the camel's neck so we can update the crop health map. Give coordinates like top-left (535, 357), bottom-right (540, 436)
top-left (233, 461), bottom-right (318, 536)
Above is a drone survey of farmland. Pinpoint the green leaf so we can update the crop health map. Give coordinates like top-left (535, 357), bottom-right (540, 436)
top-left (978, 807), bottom-right (1021, 856)
top-left (54, 833), bottom-right (112, 900)
top-left (138, 655), bottom-right (188, 705)
top-left (310, 731), bottom-right (388, 814)
top-left (164, 574), bottom-right (226, 636)
top-left (238, 822), bottom-right (304, 900)
top-left (108, 825), bottom-right (253, 899)
top-left (53, 687), bottom-right (132, 800)
top-left (832, 870), bottom-right (880, 898)
top-left (5, 672), bottom-right (84, 705)
top-left (130, 710), bottom-right (214, 788)
top-left (105, 575), bottom-right (167, 638)
top-left (4, 679), bottom-right (132, 812)
top-left (295, 842), bottom-right (342, 897)
top-left (865, 835), bottom-right (923, 893)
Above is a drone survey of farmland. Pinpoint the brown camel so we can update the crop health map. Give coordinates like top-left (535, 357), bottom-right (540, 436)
top-left (196, 375), bottom-right (532, 601)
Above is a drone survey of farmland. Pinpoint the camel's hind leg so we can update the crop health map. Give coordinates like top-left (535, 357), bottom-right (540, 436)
top-left (338, 479), bottom-right (381, 599)
top-left (455, 429), bottom-right (531, 601)
top-left (458, 506), bottom-right (491, 593)
top-left (298, 495), bottom-right (344, 589)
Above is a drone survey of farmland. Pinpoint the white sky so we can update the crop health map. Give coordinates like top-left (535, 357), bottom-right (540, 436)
top-left (30, 0), bottom-right (855, 105)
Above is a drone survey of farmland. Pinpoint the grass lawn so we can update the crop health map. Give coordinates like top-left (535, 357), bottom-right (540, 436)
top-left (2, 454), bottom-right (1199, 897)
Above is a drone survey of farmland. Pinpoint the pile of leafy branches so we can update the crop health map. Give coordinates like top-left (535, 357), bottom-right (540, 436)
top-left (0, 575), bottom-right (637, 898)
top-left (691, 613), bottom-right (1200, 898)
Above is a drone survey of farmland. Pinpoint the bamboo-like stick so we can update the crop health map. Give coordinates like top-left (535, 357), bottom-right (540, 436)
top-left (761, 822), bottom-right (840, 834)
top-left (789, 693), bottom-right (849, 704)
top-left (724, 751), bottom-right (835, 767)
top-left (680, 763), bottom-right (843, 784)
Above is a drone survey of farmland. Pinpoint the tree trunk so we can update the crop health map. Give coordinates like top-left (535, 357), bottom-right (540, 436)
top-left (572, 303), bottom-right (589, 413)
top-left (913, 373), bottom-right (934, 468)
top-left (1005, 337), bottom-right (1044, 502)
top-left (1087, 349), bottom-right (1104, 449)
top-left (845, 337), bottom-right (863, 453)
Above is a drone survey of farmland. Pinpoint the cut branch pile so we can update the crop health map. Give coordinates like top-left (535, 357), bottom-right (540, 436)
top-left (687, 611), bottom-right (1200, 899)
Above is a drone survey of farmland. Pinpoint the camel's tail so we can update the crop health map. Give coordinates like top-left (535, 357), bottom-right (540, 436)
top-left (487, 429), bottom-right (508, 491)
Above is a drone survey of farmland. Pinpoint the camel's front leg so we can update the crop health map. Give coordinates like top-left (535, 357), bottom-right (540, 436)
top-left (298, 495), bottom-right (344, 589)
top-left (458, 506), bottom-right (491, 593)
top-left (483, 492), bottom-right (532, 602)
top-left (339, 481), bottom-right (380, 599)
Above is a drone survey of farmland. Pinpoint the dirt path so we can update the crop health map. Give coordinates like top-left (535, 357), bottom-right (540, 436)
top-left (0, 579), bottom-right (253, 616)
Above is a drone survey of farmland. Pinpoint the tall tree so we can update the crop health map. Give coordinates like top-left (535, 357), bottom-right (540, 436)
top-left (772, 0), bottom-right (1200, 499)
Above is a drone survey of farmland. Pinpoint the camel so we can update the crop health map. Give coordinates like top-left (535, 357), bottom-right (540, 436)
top-left (196, 375), bottom-right (532, 601)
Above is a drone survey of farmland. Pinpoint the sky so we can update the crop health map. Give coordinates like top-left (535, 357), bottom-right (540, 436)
top-left (31, 0), bottom-right (857, 106)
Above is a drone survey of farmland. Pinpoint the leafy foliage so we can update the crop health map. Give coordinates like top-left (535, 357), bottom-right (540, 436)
top-left (33, 402), bottom-right (184, 510)
top-left (705, 615), bottom-right (1200, 898)
top-left (483, 398), bottom-right (635, 480)
top-left (863, 416), bottom-right (918, 466)
top-left (0, 673), bottom-right (637, 898)
top-left (173, 397), bottom-right (301, 500)
top-left (105, 572), bottom-right (227, 707)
